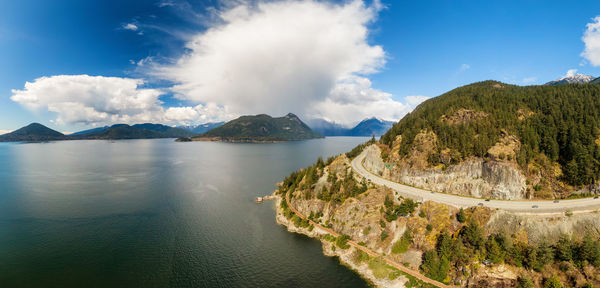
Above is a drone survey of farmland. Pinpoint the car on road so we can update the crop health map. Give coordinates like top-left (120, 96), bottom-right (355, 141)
top-left (485, 199), bottom-right (490, 202)
top-left (367, 179), bottom-right (371, 182)
top-left (478, 203), bottom-right (484, 206)
top-left (595, 196), bottom-right (599, 199)
top-left (553, 200), bottom-right (559, 203)
top-left (532, 205), bottom-right (539, 208)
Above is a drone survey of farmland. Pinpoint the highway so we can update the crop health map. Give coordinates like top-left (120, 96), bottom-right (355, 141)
top-left (351, 148), bottom-right (600, 214)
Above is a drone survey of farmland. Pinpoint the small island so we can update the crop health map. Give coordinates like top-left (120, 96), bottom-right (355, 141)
top-left (190, 113), bottom-right (323, 142)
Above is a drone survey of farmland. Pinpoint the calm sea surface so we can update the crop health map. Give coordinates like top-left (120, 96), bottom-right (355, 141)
top-left (0, 137), bottom-right (370, 288)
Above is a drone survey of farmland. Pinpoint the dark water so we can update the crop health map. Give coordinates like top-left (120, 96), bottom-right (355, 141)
top-left (0, 137), bottom-right (370, 288)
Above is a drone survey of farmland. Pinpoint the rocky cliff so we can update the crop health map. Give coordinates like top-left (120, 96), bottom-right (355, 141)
top-left (363, 143), bottom-right (527, 200)
top-left (275, 152), bottom-right (600, 287)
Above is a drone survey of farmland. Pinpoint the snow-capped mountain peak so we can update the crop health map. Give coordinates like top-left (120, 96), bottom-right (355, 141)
top-left (545, 74), bottom-right (595, 85)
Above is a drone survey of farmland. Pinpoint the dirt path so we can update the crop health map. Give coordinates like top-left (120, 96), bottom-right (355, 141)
top-left (285, 192), bottom-right (452, 288)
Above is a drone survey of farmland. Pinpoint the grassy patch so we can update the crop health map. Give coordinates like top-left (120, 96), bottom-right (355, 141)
top-left (354, 249), bottom-right (370, 263)
top-left (368, 257), bottom-right (390, 279)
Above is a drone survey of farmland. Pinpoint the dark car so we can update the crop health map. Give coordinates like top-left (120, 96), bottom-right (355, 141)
top-left (553, 200), bottom-right (559, 203)
top-left (532, 205), bottom-right (539, 208)
top-left (485, 199), bottom-right (490, 202)
top-left (478, 203), bottom-right (484, 206)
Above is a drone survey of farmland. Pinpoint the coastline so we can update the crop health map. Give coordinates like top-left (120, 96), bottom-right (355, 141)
top-left (190, 136), bottom-right (288, 143)
top-left (271, 193), bottom-right (409, 288)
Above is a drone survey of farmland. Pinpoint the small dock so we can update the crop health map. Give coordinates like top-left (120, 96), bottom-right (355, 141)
top-left (255, 195), bottom-right (276, 203)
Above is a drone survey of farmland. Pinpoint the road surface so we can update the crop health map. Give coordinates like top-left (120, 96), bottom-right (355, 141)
top-left (351, 149), bottom-right (600, 214)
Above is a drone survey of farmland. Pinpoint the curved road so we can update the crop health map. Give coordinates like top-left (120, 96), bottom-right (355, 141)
top-left (352, 149), bottom-right (600, 214)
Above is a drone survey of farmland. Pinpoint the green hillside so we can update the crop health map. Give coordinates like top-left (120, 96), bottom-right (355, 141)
top-left (198, 113), bottom-right (322, 141)
top-left (381, 81), bottom-right (600, 186)
top-left (78, 124), bottom-right (195, 140)
top-left (0, 123), bottom-right (66, 142)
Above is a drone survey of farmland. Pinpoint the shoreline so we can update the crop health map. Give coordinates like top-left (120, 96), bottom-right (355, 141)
top-left (189, 137), bottom-right (288, 143)
top-left (271, 193), bottom-right (415, 288)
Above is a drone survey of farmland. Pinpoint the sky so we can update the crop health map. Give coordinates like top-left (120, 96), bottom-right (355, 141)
top-left (2, 0), bottom-right (600, 133)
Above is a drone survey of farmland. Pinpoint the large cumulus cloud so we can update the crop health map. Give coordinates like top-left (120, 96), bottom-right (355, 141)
top-left (157, 0), bottom-right (408, 125)
top-left (11, 0), bottom-right (413, 127)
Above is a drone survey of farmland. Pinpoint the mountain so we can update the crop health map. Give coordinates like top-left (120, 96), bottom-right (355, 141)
top-left (195, 113), bottom-right (322, 142)
top-left (348, 117), bottom-right (395, 136)
top-left (131, 123), bottom-right (196, 138)
top-left (307, 118), bottom-right (349, 136)
top-left (74, 123), bottom-right (195, 140)
top-left (592, 77), bottom-right (600, 84)
top-left (71, 126), bottom-right (109, 136)
top-left (381, 80), bottom-right (600, 199)
top-left (179, 122), bottom-right (224, 134)
top-left (0, 123), bottom-right (66, 142)
top-left (308, 117), bottom-right (394, 136)
top-left (545, 74), bottom-right (595, 85)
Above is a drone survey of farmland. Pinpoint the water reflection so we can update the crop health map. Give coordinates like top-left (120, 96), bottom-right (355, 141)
top-left (0, 138), bottom-right (370, 287)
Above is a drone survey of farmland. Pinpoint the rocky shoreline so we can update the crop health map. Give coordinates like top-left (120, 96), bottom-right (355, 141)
top-left (271, 194), bottom-right (409, 288)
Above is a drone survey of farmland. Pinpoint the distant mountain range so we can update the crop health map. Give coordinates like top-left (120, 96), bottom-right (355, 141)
top-left (308, 117), bottom-right (395, 137)
top-left (0, 116), bottom-right (395, 143)
top-left (71, 123), bottom-right (196, 140)
top-left (178, 122), bottom-right (224, 134)
top-left (191, 113), bottom-right (322, 142)
top-left (545, 74), bottom-right (599, 85)
top-left (70, 126), bottom-right (109, 136)
top-left (0, 123), bottom-right (196, 142)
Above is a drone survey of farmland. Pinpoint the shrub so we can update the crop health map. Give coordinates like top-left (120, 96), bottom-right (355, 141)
top-left (336, 235), bottom-right (351, 249)
top-left (392, 228), bottom-right (412, 254)
top-left (380, 230), bottom-right (389, 241)
top-left (456, 208), bottom-right (466, 223)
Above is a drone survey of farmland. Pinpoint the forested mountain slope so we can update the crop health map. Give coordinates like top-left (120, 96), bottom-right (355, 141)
top-left (379, 81), bottom-right (600, 198)
top-left (197, 113), bottom-right (322, 141)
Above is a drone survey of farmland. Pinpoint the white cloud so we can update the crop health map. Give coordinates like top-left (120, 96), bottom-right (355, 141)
top-left (164, 103), bottom-right (234, 125)
top-left (309, 76), bottom-right (411, 124)
top-left (155, 0), bottom-right (402, 125)
top-left (0, 130), bottom-right (12, 135)
top-left (459, 63), bottom-right (470, 71)
top-left (565, 69), bottom-right (578, 77)
top-left (123, 23), bottom-right (139, 31)
top-left (404, 95), bottom-right (430, 105)
top-left (11, 1), bottom-right (415, 127)
top-left (11, 75), bottom-right (165, 125)
top-left (521, 77), bottom-right (537, 84)
top-left (10, 75), bottom-right (238, 126)
top-left (158, 1), bottom-right (175, 7)
top-left (582, 16), bottom-right (600, 66)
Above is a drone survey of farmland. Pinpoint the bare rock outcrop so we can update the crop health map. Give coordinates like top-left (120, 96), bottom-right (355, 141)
top-left (363, 143), bottom-right (527, 199)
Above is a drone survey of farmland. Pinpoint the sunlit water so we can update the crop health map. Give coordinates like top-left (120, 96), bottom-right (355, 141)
top-left (0, 137), bottom-right (370, 287)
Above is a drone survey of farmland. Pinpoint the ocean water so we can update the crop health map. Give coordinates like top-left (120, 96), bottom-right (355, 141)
top-left (0, 137), bottom-right (370, 288)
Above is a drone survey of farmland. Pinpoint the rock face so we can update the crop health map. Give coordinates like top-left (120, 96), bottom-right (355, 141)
top-left (486, 211), bottom-right (600, 245)
top-left (363, 144), bottom-right (527, 199)
top-left (440, 108), bottom-right (488, 125)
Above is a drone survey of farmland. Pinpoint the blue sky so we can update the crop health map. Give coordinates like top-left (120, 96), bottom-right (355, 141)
top-left (1, 0), bottom-right (600, 133)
